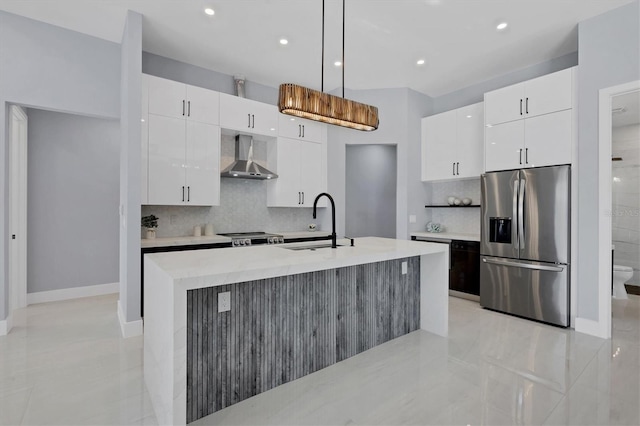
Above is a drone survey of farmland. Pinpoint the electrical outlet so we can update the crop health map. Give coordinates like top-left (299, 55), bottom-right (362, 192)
top-left (218, 292), bottom-right (231, 313)
top-left (409, 215), bottom-right (416, 223)
top-left (401, 261), bottom-right (408, 275)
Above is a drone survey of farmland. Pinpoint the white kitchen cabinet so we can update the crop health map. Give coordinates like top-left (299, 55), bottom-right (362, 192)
top-left (421, 102), bottom-right (484, 182)
top-left (485, 68), bottom-right (572, 126)
top-left (278, 114), bottom-right (323, 142)
top-left (147, 74), bottom-right (219, 125)
top-left (147, 115), bottom-right (221, 206)
top-left (267, 137), bottom-right (327, 207)
top-left (485, 110), bottom-right (572, 172)
top-left (219, 93), bottom-right (278, 136)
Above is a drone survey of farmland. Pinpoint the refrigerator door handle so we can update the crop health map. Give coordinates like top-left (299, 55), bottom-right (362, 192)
top-left (513, 180), bottom-right (519, 251)
top-left (519, 179), bottom-right (526, 249)
top-left (482, 257), bottom-right (565, 272)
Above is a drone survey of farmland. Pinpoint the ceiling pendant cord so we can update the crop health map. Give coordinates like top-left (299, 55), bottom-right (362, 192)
top-left (342, 0), bottom-right (345, 99)
top-left (321, 0), bottom-right (325, 93)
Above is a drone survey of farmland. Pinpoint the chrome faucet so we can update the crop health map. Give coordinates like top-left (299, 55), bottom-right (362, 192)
top-left (312, 192), bottom-right (337, 249)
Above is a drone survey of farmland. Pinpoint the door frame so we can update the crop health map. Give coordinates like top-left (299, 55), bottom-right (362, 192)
top-left (9, 105), bottom-right (28, 314)
top-left (597, 80), bottom-right (640, 339)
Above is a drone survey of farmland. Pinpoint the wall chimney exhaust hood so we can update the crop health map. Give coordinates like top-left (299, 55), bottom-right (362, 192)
top-left (220, 135), bottom-right (278, 180)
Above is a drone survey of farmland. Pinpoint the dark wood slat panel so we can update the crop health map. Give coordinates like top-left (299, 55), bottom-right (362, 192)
top-left (186, 257), bottom-right (421, 423)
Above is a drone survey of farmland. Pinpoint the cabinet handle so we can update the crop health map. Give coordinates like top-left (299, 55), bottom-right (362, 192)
top-left (298, 125), bottom-right (301, 138)
top-left (520, 99), bottom-right (523, 115)
top-left (182, 186), bottom-right (185, 202)
top-left (187, 186), bottom-right (190, 202)
top-left (251, 114), bottom-right (255, 128)
top-left (525, 97), bottom-right (529, 114)
top-left (248, 114), bottom-right (251, 128)
top-left (188, 101), bottom-right (191, 117)
top-left (456, 162), bottom-right (460, 175)
top-left (302, 125), bottom-right (305, 138)
top-left (182, 100), bottom-right (185, 116)
top-left (452, 162), bottom-right (455, 176)
top-left (298, 192), bottom-right (301, 205)
top-left (302, 192), bottom-right (304, 204)
top-left (525, 148), bottom-right (529, 164)
top-left (519, 149), bottom-right (523, 165)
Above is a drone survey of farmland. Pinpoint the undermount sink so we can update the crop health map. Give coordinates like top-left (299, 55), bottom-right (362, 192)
top-left (282, 243), bottom-right (344, 251)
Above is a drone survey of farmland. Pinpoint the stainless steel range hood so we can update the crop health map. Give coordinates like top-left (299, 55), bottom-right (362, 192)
top-left (221, 135), bottom-right (278, 180)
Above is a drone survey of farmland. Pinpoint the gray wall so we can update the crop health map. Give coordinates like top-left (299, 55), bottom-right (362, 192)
top-left (27, 110), bottom-right (120, 293)
top-left (120, 11), bottom-right (143, 323)
top-left (142, 52), bottom-right (279, 105)
top-left (577, 0), bottom-right (640, 321)
top-left (432, 52), bottom-right (578, 114)
top-left (0, 10), bottom-right (120, 320)
top-left (318, 88), bottom-right (433, 239)
top-left (345, 145), bottom-right (397, 238)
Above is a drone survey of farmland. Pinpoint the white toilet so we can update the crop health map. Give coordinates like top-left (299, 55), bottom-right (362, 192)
top-left (613, 265), bottom-right (633, 299)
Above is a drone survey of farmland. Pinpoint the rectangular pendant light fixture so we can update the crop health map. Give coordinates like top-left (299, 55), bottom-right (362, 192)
top-left (278, 83), bottom-right (379, 131)
top-left (278, 0), bottom-right (379, 132)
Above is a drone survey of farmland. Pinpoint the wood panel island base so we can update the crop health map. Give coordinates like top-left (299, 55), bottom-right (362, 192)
top-left (143, 237), bottom-right (449, 425)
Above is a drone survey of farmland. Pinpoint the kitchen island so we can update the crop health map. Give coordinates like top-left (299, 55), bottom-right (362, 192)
top-left (143, 237), bottom-right (449, 425)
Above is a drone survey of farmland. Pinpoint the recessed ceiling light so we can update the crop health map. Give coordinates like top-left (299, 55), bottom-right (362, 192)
top-left (416, 59), bottom-right (425, 65)
top-left (466, 115), bottom-right (472, 118)
top-left (290, 118), bottom-right (296, 121)
top-left (279, 38), bottom-right (289, 45)
top-left (496, 22), bottom-right (508, 30)
top-left (334, 61), bottom-right (342, 67)
top-left (204, 8), bottom-right (215, 16)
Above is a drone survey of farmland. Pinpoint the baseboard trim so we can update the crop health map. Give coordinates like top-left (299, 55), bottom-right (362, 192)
top-left (625, 284), bottom-right (640, 296)
top-left (27, 282), bottom-right (119, 305)
top-left (0, 313), bottom-right (13, 336)
top-left (118, 300), bottom-right (143, 338)
top-left (575, 317), bottom-right (609, 339)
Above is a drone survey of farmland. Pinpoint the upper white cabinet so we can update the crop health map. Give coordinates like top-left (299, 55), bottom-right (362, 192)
top-left (148, 75), bottom-right (219, 125)
top-left (219, 93), bottom-right (278, 136)
top-left (278, 114), bottom-right (323, 142)
top-left (421, 102), bottom-right (484, 182)
top-left (144, 74), bottom-right (221, 206)
top-left (485, 68), bottom-right (572, 126)
top-left (484, 68), bottom-right (575, 172)
top-left (267, 136), bottom-right (327, 208)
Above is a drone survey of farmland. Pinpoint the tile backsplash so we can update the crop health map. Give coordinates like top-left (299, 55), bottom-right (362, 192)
top-left (142, 179), bottom-right (317, 237)
top-left (425, 178), bottom-right (481, 234)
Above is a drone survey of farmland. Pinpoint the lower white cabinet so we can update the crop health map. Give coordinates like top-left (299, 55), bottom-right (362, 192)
top-left (267, 137), bottom-right (326, 207)
top-left (485, 109), bottom-right (572, 172)
top-left (147, 114), bottom-right (220, 206)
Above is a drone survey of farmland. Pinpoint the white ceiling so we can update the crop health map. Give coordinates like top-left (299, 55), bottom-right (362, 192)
top-left (0, 0), bottom-right (634, 97)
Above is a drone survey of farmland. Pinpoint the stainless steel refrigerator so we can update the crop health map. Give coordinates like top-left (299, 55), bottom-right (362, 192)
top-left (480, 165), bottom-right (570, 327)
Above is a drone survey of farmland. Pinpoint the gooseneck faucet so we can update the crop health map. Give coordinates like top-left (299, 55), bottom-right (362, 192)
top-left (313, 192), bottom-right (337, 249)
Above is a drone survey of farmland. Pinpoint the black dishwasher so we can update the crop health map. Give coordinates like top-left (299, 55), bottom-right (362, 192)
top-left (450, 240), bottom-right (480, 296)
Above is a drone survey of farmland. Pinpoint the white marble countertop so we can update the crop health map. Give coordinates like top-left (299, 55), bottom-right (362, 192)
top-left (410, 232), bottom-right (481, 242)
top-left (141, 235), bottom-right (232, 248)
top-left (145, 237), bottom-right (448, 286)
top-left (279, 231), bottom-right (332, 239)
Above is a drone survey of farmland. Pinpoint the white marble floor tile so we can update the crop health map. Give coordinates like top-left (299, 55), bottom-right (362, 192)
top-left (2, 293), bottom-right (640, 426)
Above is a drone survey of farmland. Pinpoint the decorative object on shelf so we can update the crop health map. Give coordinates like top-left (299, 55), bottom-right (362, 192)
top-left (462, 197), bottom-right (472, 205)
top-left (277, 0), bottom-right (379, 131)
top-left (141, 215), bottom-right (159, 240)
top-left (193, 225), bottom-right (202, 237)
top-left (308, 223), bottom-right (317, 231)
top-left (447, 196), bottom-right (456, 205)
top-left (453, 198), bottom-right (462, 205)
top-left (425, 204), bottom-right (481, 208)
top-left (426, 222), bottom-right (443, 233)
top-left (204, 223), bottom-right (214, 236)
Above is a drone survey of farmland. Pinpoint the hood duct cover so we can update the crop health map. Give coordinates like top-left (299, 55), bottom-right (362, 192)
top-left (220, 135), bottom-right (278, 180)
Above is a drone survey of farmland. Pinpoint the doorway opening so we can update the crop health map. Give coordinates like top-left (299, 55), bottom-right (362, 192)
top-left (345, 144), bottom-right (397, 238)
top-left (598, 80), bottom-right (640, 339)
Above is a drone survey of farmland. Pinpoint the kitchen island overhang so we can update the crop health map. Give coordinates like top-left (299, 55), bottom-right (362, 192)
top-left (143, 237), bottom-right (449, 425)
